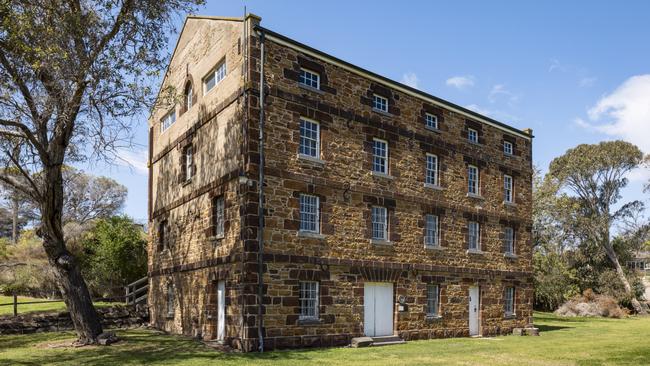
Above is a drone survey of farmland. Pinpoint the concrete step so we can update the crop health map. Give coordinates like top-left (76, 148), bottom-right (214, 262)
top-left (370, 335), bottom-right (406, 347)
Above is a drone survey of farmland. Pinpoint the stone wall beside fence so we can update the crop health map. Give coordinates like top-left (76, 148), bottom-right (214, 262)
top-left (0, 304), bottom-right (149, 335)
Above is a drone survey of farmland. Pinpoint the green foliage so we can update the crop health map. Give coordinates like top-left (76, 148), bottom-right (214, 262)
top-left (0, 237), bottom-right (8, 259)
top-left (533, 250), bottom-right (579, 311)
top-left (80, 216), bottom-right (147, 297)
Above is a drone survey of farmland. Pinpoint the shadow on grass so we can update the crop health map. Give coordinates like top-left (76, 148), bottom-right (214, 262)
top-left (535, 324), bottom-right (571, 332)
top-left (0, 330), bottom-right (338, 366)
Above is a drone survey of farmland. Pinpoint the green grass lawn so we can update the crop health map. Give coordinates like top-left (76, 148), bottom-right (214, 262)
top-left (0, 295), bottom-right (115, 316)
top-left (1, 312), bottom-right (649, 365)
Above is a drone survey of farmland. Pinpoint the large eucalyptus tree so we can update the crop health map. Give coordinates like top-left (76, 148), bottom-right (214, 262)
top-left (0, 0), bottom-right (201, 343)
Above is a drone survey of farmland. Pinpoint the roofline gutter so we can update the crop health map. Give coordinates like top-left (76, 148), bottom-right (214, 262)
top-left (255, 28), bottom-right (266, 353)
top-left (254, 25), bottom-right (533, 140)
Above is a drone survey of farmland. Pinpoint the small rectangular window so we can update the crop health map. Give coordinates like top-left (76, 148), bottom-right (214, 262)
top-left (212, 196), bottom-right (225, 238)
top-left (468, 165), bottom-right (479, 195)
top-left (204, 60), bottom-right (226, 93)
top-left (425, 113), bottom-right (438, 129)
top-left (504, 141), bottom-right (513, 155)
top-left (299, 281), bottom-right (319, 320)
top-left (504, 175), bottom-right (513, 203)
top-left (372, 94), bottom-right (388, 112)
top-left (158, 220), bottom-right (168, 251)
top-left (504, 226), bottom-right (515, 254)
top-left (183, 146), bottom-right (193, 181)
top-left (299, 118), bottom-right (320, 158)
top-left (468, 221), bottom-right (480, 250)
top-left (372, 138), bottom-right (388, 174)
top-left (468, 128), bottom-right (478, 143)
top-left (372, 206), bottom-right (388, 241)
top-left (299, 68), bottom-right (320, 89)
top-left (299, 194), bottom-right (320, 233)
top-left (504, 287), bottom-right (515, 316)
top-left (161, 109), bottom-right (176, 133)
top-left (426, 284), bottom-right (440, 316)
top-left (425, 214), bottom-right (439, 248)
top-left (167, 282), bottom-right (175, 316)
top-left (426, 154), bottom-right (438, 186)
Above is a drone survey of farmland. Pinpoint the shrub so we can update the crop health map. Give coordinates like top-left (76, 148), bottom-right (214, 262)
top-left (533, 251), bottom-right (579, 311)
top-left (555, 289), bottom-right (628, 318)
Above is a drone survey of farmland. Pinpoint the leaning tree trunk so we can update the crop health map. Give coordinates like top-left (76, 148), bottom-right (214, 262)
top-left (603, 243), bottom-right (648, 314)
top-left (40, 164), bottom-right (103, 343)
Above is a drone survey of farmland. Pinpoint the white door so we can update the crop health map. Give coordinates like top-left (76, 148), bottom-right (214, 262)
top-left (364, 282), bottom-right (394, 337)
top-left (469, 286), bottom-right (480, 336)
top-left (217, 280), bottom-right (225, 341)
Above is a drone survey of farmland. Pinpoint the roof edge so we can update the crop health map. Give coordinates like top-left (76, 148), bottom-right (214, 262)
top-left (254, 25), bottom-right (533, 140)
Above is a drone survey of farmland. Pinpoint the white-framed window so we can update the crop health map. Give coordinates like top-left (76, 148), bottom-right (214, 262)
top-left (203, 59), bottom-right (226, 93)
top-left (161, 109), bottom-right (176, 133)
top-left (299, 281), bottom-right (319, 320)
top-left (504, 287), bottom-right (515, 316)
top-left (504, 226), bottom-right (515, 254)
top-left (299, 194), bottom-right (320, 233)
top-left (167, 282), bottom-right (175, 316)
top-left (504, 174), bottom-right (513, 203)
top-left (504, 141), bottom-right (513, 155)
top-left (468, 128), bottom-right (478, 143)
top-left (299, 68), bottom-right (320, 89)
top-left (425, 113), bottom-right (438, 130)
top-left (184, 82), bottom-right (193, 110)
top-left (425, 154), bottom-right (438, 186)
top-left (424, 214), bottom-right (439, 248)
top-left (426, 284), bottom-right (440, 316)
top-left (468, 221), bottom-right (480, 250)
top-left (372, 138), bottom-right (388, 174)
top-left (212, 196), bottom-right (225, 238)
top-left (183, 145), bottom-right (193, 181)
top-left (372, 206), bottom-right (388, 241)
top-left (299, 118), bottom-right (320, 158)
top-left (373, 94), bottom-right (388, 112)
top-left (468, 165), bottom-right (479, 195)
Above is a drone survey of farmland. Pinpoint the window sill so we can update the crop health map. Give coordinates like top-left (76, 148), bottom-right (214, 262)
top-left (298, 83), bottom-right (324, 94)
top-left (297, 231), bottom-right (325, 239)
top-left (466, 193), bottom-right (484, 200)
top-left (424, 183), bottom-right (444, 191)
top-left (372, 108), bottom-right (392, 117)
top-left (425, 126), bottom-right (441, 133)
top-left (297, 153), bottom-right (325, 165)
top-left (166, 314), bottom-right (175, 319)
top-left (503, 152), bottom-right (514, 158)
top-left (504, 314), bottom-right (516, 320)
top-left (371, 171), bottom-right (394, 180)
top-left (371, 239), bottom-right (392, 246)
top-left (503, 201), bottom-right (517, 207)
top-left (425, 245), bottom-right (444, 251)
top-left (297, 318), bottom-right (322, 326)
top-left (466, 249), bottom-right (485, 255)
top-left (467, 140), bottom-right (482, 146)
top-left (182, 178), bottom-right (193, 187)
top-left (426, 315), bottom-right (443, 321)
top-left (504, 252), bottom-right (518, 259)
top-left (208, 235), bottom-right (225, 243)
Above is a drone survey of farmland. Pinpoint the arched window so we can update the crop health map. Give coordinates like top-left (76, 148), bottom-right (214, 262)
top-left (184, 81), bottom-right (193, 110)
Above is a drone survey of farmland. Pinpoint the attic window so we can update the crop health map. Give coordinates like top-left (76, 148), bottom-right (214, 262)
top-left (161, 109), bottom-right (176, 133)
top-left (204, 59), bottom-right (226, 93)
top-left (373, 94), bottom-right (388, 112)
top-left (299, 68), bottom-right (320, 89)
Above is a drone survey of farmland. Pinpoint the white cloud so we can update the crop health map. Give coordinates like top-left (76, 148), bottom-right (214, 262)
top-left (578, 74), bottom-right (650, 153)
top-left (446, 75), bottom-right (475, 90)
top-left (548, 58), bottom-right (566, 73)
top-left (116, 147), bottom-right (148, 175)
top-left (579, 76), bottom-right (597, 88)
top-left (488, 84), bottom-right (519, 105)
top-left (401, 72), bottom-right (419, 89)
top-left (465, 104), bottom-right (519, 123)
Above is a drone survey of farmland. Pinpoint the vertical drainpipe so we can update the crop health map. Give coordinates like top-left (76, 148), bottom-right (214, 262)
top-left (256, 28), bottom-right (266, 353)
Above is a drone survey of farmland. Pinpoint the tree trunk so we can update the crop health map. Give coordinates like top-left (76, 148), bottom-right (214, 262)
top-left (39, 164), bottom-right (103, 343)
top-left (11, 194), bottom-right (18, 245)
top-left (603, 243), bottom-right (648, 314)
top-left (49, 245), bottom-right (103, 344)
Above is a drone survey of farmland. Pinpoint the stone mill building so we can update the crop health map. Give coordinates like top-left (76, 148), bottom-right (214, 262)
top-left (147, 14), bottom-right (535, 351)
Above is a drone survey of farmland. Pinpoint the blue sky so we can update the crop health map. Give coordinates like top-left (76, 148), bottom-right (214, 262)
top-left (95, 0), bottom-right (650, 222)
